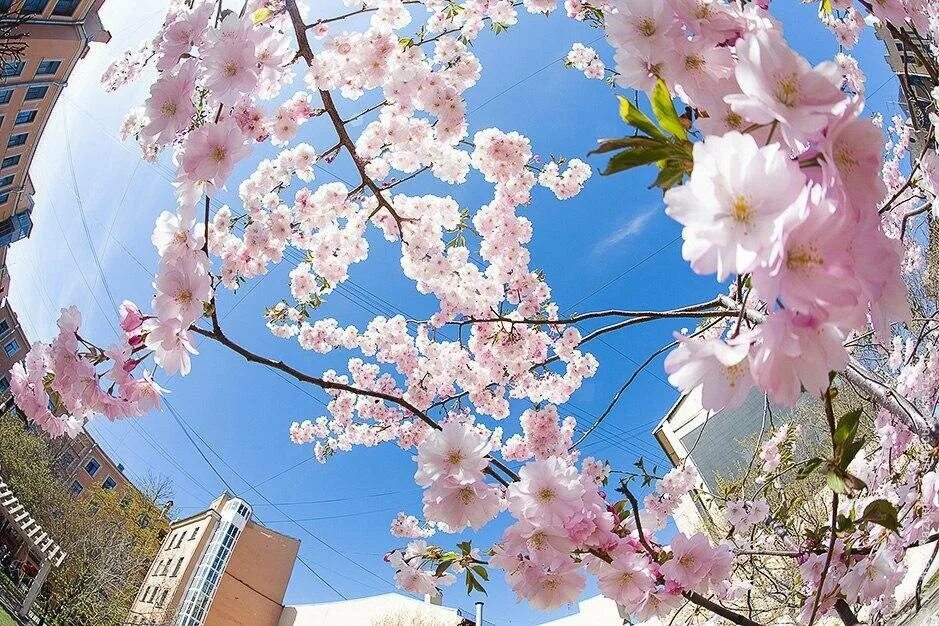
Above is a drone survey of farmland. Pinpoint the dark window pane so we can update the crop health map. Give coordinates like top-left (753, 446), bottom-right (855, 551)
top-left (2, 61), bottom-right (24, 78)
top-left (24, 85), bottom-right (47, 101)
top-left (22, 0), bottom-right (47, 14)
top-left (1, 155), bottom-right (20, 168)
top-left (7, 133), bottom-right (26, 147)
top-left (0, 89), bottom-right (11, 104)
top-left (36, 59), bottom-right (61, 76)
top-left (52, 0), bottom-right (78, 16)
top-left (13, 109), bottom-right (35, 125)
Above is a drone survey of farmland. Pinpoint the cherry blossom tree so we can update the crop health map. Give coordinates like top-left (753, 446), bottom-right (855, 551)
top-left (12, 0), bottom-right (939, 623)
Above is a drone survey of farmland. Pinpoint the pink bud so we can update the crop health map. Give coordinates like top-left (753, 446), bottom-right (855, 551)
top-left (119, 300), bottom-right (143, 333)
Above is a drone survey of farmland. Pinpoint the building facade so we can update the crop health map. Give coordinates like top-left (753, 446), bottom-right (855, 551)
top-left (128, 493), bottom-right (300, 626)
top-left (0, 297), bottom-right (27, 396)
top-left (0, 0), bottom-right (110, 250)
top-left (278, 593), bottom-right (470, 626)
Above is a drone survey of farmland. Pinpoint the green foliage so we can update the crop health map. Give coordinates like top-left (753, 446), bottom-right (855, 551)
top-left (825, 406), bottom-right (867, 496)
top-left (0, 412), bottom-right (170, 626)
top-left (596, 82), bottom-right (692, 188)
top-left (858, 499), bottom-right (901, 533)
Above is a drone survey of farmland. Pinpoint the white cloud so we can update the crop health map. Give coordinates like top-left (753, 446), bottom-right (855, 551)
top-left (593, 208), bottom-right (658, 255)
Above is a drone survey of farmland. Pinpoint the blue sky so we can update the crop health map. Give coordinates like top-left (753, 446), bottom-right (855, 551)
top-left (8, 1), bottom-right (908, 623)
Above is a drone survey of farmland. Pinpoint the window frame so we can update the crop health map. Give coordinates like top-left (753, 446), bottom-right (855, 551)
top-left (102, 475), bottom-right (117, 490)
top-left (1, 155), bottom-right (20, 169)
top-left (35, 59), bottom-right (62, 77)
top-left (13, 109), bottom-right (36, 125)
top-left (3, 338), bottom-right (19, 357)
top-left (84, 457), bottom-right (101, 477)
top-left (7, 132), bottom-right (27, 148)
top-left (24, 85), bottom-right (48, 101)
top-left (2, 61), bottom-right (24, 78)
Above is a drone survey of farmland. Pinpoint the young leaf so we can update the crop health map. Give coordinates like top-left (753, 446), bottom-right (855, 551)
top-left (602, 145), bottom-right (674, 175)
top-left (795, 457), bottom-right (824, 480)
top-left (616, 95), bottom-right (664, 139)
top-left (251, 7), bottom-right (273, 23)
top-left (589, 136), bottom-right (662, 155)
top-left (651, 80), bottom-right (687, 140)
top-left (834, 408), bottom-right (862, 449)
top-left (859, 499), bottom-right (900, 533)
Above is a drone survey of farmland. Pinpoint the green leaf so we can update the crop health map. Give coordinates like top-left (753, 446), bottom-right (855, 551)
top-left (826, 465), bottom-right (867, 496)
top-left (651, 80), bottom-right (687, 140)
top-left (471, 565), bottom-right (489, 581)
top-left (796, 457), bottom-right (824, 480)
top-left (434, 561), bottom-right (451, 578)
top-left (616, 95), bottom-right (663, 139)
top-left (834, 408), bottom-right (862, 449)
top-left (251, 7), bottom-right (273, 23)
top-left (589, 136), bottom-right (663, 156)
top-left (859, 499), bottom-right (900, 533)
top-left (603, 145), bottom-right (674, 175)
top-left (649, 165), bottom-right (685, 190)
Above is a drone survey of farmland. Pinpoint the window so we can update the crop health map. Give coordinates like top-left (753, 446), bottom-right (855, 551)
top-left (189, 527), bottom-right (199, 540)
top-left (171, 557), bottom-right (184, 576)
top-left (36, 59), bottom-right (61, 76)
top-left (102, 476), bottom-right (117, 490)
top-left (84, 457), bottom-right (101, 477)
top-left (3, 339), bottom-right (18, 357)
top-left (0, 89), bottom-right (10, 105)
top-left (1, 155), bottom-right (19, 169)
top-left (0, 1), bottom-right (10, 10)
top-left (0, 192), bottom-right (9, 205)
top-left (0, 320), bottom-right (9, 335)
top-left (2, 61), bottom-right (24, 78)
top-left (0, 175), bottom-right (13, 188)
top-left (7, 133), bottom-right (26, 147)
top-left (58, 451), bottom-right (75, 469)
top-left (120, 495), bottom-right (131, 508)
top-left (0, 377), bottom-right (8, 395)
top-left (22, 0), bottom-right (47, 14)
top-left (24, 85), bottom-right (47, 101)
top-left (174, 533), bottom-right (184, 548)
top-left (157, 589), bottom-right (169, 607)
top-left (138, 514), bottom-right (151, 529)
top-left (69, 480), bottom-right (83, 495)
top-left (52, 0), bottom-right (78, 16)
top-left (14, 110), bottom-right (35, 125)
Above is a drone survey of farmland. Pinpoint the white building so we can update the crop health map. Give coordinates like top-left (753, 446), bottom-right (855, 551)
top-left (278, 592), bottom-right (470, 626)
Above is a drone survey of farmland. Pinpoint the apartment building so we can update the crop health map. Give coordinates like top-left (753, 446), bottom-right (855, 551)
top-left (128, 493), bottom-right (300, 626)
top-left (0, 0), bottom-right (110, 249)
top-left (0, 297), bottom-right (27, 396)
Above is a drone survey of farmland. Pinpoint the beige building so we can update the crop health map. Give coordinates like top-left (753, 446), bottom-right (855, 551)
top-left (128, 493), bottom-right (300, 626)
top-left (0, 0), bottom-right (110, 249)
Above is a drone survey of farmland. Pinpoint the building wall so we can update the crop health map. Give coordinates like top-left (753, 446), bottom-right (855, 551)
top-left (0, 298), bottom-right (27, 392)
top-left (0, 0), bottom-right (110, 238)
top-left (206, 520), bottom-right (299, 626)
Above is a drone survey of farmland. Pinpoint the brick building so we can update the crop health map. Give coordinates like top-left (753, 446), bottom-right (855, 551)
top-left (0, 297), bottom-right (27, 396)
top-left (128, 493), bottom-right (300, 626)
top-left (0, 0), bottom-right (110, 249)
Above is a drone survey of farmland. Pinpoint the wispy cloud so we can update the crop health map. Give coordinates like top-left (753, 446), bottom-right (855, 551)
top-left (593, 208), bottom-right (658, 255)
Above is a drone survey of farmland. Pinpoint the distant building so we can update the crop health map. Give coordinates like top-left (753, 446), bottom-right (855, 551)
top-left (128, 493), bottom-right (300, 626)
top-left (51, 426), bottom-right (153, 504)
top-left (0, 0), bottom-right (111, 250)
top-left (278, 592), bottom-right (471, 626)
top-left (876, 25), bottom-right (935, 153)
top-left (0, 297), bottom-right (27, 395)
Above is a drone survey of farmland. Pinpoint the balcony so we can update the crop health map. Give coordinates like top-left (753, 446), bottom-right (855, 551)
top-left (0, 210), bottom-right (32, 247)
